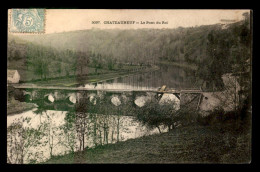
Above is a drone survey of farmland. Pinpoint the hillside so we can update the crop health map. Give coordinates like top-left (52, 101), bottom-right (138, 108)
top-left (7, 16), bottom-right (251, 89)
top-left (45, 123), bottom-right (251, 164)
top-left (15, 24), bottom-right (222, 65)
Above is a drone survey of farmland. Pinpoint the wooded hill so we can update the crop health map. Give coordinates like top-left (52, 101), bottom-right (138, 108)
top-left (10, 25), bottom-right (219, 65)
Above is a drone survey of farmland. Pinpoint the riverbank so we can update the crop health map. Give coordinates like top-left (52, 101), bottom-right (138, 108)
top-left (157, 61), bottom-right (198, 71)
top-left (7, 98), bottom-right (37, 116)
top-left (44, 123), bottom-right (250, 164)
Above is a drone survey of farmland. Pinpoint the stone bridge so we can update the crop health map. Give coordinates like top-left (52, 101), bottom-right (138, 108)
top-left (10, 85), bottom-right (204, 112)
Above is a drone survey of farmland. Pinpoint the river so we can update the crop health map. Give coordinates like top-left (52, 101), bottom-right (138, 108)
top-left (84, 64), bottom-right (199, 90)
top-left (7, 64), bottom-right (199, 164)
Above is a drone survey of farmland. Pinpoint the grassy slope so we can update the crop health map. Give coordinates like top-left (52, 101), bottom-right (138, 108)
top-left (7, 98), bottom-right (37, 115)
top-left (45, 124), bottom-right (250, 164)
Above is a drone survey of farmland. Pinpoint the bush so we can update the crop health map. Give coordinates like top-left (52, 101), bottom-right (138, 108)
top-left (176, 108), bottom-right (199, 126)
top-left (7, 86), bottom-right (15, 100)
top-left (197, 108), bottom-right (225, 126)
top-left (197, 103), bottom-right (251, 135)
top-left (13, 89), bottom-right (25, 102)
top-left (134, 100), bottom-right (180, 132)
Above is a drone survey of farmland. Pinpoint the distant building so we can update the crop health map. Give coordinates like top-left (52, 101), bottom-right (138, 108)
top-left (7, 70), bottom-right (20, 83)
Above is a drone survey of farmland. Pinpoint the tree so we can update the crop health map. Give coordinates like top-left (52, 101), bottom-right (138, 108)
top-left (7, 117), bottom-right (45, 164)
top-left (33, 102), bottom-right (47, 124)
top-left (43, 112), bottom-right (61, 159)
top-left (107, 57), bottom-right (115, 70)
top-left (60, 111), bottom-right (77, 153)
top-left (73, 93), bottom-right (92, 151)
top-left (31, 52), bottom-right (50, 81)
top-left (135, 99), bottom-right (178, 133)
top-left (56, 62), bottom-right (62, 77)
top-left (77, 51), bottom-right (87, 76)
top-left (13, 49), bottom-right (21, 60)
top-left (92, 53), bottom-right (103, 73)
top-left (71, 59), bottom-right (77, 76)
top-left (242, 12), bottom-right (249, 22)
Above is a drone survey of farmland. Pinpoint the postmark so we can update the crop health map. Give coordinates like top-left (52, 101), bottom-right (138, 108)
top-left (9, 9), bottom-right (45, 33)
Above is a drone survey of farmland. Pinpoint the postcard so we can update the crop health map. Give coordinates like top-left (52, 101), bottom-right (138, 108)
top-left (7, 9), bottom-right (252, 164)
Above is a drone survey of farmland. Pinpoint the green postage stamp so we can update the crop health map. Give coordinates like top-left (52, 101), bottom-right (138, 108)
top-left (9, 9), bottom-right (45, 33)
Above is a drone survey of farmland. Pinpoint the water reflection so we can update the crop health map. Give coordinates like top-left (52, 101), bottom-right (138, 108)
top-left (84, 64), bottom-right (199, 90)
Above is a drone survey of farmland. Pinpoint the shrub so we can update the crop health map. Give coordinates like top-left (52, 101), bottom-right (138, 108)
top-left (134, 100), bottom-right (179, 132)
top-left (197, 107), bottom-right (225, 126)
top-left (176, 108), bottom-right (199, 126)
top-left (13, 89), bottom-right (25, 102)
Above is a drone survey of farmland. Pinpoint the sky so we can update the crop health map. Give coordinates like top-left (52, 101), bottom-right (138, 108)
top-left (10, 9), bottom-right (250, 34)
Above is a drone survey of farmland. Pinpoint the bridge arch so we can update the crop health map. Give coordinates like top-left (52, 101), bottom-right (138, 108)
top-left (22, 90), bottom-right (32, 102)
top-left (88, 93), bottom-right (97, 105)
top-left (159, 93), bottom-right (180, 110)
top-left (24, 94), bottom-right (32, 102)
top-left (44, 94), bottom-right (55, 104)
top-left (111, 96), bottom-right (121, 106)
top-left (66, 93), bottom-right (77, 104)
top-left (134, 95), bottom-right (150, 107)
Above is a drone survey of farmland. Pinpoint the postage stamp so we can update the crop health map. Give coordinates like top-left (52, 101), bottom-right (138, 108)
top-left (9, 9), bottom-right (45, 33)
